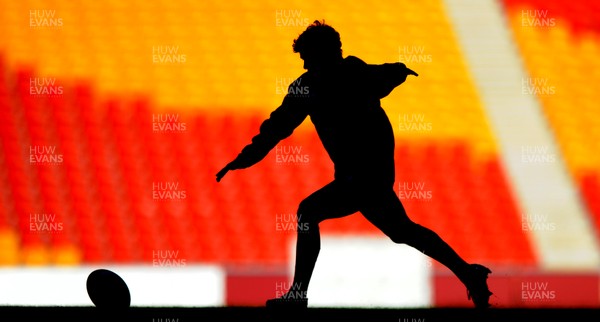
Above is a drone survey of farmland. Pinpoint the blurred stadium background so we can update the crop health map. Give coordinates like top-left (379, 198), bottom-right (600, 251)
top-left (0, 0), bottom-right (599, 308)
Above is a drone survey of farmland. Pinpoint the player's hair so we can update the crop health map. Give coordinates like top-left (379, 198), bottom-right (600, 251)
top-left (292, 20), bottom-right (342, 58)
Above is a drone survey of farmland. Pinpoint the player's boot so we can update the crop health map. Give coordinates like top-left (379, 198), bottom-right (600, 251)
top-left (465, 264), bottom-right (493, 308)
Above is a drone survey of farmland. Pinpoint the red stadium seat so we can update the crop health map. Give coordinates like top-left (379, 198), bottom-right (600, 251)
top-left (1, 57), bottom-right (537, 267)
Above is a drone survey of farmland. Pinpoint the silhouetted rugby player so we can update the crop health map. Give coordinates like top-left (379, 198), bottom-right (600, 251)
top-left (217, 20), bottom-right (492, 309)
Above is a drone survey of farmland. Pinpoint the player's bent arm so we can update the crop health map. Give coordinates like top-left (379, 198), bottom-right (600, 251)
top-left (227, 95), bottom-right (309, 171)
top-left (367, 62), bottom-right (418, 99)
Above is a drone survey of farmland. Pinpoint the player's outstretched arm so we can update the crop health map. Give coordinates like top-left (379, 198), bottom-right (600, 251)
top-left (216, 163), bottom-right (233, 182)
top-left (215, 93), bottom-right (309, 182)
top-left (373, 62), bottom-right (418, 98)
top-left (357, 55), bottom-right (418, 99)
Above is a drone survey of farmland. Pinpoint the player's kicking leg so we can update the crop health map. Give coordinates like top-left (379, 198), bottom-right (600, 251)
top-left (358, 186), bottom-right (493, 308)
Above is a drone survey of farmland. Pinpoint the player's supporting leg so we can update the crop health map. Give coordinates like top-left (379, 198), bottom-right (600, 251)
top-left (267, 180), bottom-right (358, 308)
top-left (358, 185), bottom-right (492, 308)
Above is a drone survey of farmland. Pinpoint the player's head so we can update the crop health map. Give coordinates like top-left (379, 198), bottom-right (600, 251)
top-left (293, 20), bottom-right (342, 71)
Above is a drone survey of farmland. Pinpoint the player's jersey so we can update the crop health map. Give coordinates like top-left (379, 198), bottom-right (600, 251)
top-left (229, 56), bottom-right (411, 186)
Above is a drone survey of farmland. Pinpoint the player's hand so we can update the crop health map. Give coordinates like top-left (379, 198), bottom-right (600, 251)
top-left (406, 67), bottom-right (418, 77)
top-left (399, 62), bottom-right (418, 77)
top-left (216, 164), bottom-right (232, 182)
